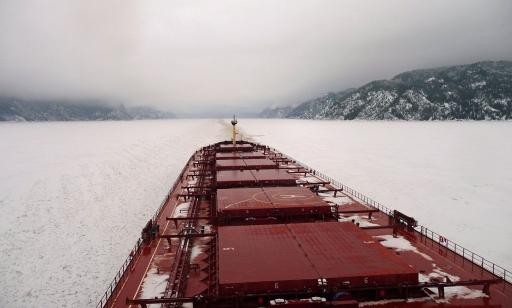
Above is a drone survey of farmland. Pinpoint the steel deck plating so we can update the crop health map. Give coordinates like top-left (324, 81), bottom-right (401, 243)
top-left (215, 158), bottom-right (277, 170)
top-left (217, 186), bottom-right (333, 219)
top-left (216, 169), bottom-right (297, 188)
top-left (217, 143), bottom-right (254, 152)
top-left (215, 151), bottom-right (266, 160)
top-left (218, 222), bottom-right (418, 295)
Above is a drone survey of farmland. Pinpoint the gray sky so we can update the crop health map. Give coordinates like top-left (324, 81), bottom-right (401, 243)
top-left (1, 0), bottom-right (511, 114)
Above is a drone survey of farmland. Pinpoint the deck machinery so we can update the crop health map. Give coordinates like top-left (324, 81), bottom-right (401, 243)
top-left (97, 130), bottom-right (512, 307)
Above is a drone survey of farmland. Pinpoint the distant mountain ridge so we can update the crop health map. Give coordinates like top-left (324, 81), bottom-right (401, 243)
top-left (260, 61), bottom-right (512, 120)
top-left (0, 97), bottom-right (175, 121)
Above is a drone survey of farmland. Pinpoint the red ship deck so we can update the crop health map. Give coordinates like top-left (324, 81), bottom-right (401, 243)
top-left (217, 186), bottom-right (332, 218)
top-left (218, 222), bottom-right (418, 295)
top-left (215, 158), bottom-right (277, 170)
top-left (216, 169), bottom-right (297, 188)
top-left (216, 151), bottom-right (266, 160)
top-left (99, 140), bottom-right (512, 308)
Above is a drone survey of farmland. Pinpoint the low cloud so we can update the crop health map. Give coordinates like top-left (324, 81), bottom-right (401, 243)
top-left (1, 0), bottom-right (511, 114)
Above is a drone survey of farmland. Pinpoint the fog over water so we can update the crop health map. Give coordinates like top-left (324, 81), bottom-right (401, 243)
top-left (1, 1), bottom-right (512, 115)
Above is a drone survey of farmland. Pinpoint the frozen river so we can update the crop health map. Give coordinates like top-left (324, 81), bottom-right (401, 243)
top-left (0, 119), bottom-right (511, 307)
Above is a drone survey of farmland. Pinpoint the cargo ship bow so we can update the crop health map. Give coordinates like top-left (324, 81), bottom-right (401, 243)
top-left (96, 121), bottom-right (512, 307)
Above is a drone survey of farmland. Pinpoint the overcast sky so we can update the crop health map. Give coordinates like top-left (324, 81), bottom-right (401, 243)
top-left (0, 0), bottom-right (511, 114)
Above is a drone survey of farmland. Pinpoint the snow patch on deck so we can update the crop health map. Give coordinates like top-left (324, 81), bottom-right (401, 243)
top-left (281, 163), bottom-right (299, 168)
top-left (359, 297), bottom-right (431, 306)
top-left (203, 224), bottom-right (213, 233)
top-left (190, 244), bottom-right (207, 263)
top-left (173, 202), bottom-right (190, 218)
top-left (339, 215), bottom-right (379, 227)
top-left (419, 264), bottom-right (488, 301)
top-left (140, 267), bottom-right (168, 307)
top-left (191, 245), bottom-right (202, 262)
top-left (374, 235), bottom-right (433, 261)
top-left (299, 176), bottom-right (323, 183)
top-left (319, 193), bottom-right (353, 206)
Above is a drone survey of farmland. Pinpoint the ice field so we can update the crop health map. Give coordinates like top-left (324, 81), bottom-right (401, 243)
top-left (0, 119), bottom-right (511, 307)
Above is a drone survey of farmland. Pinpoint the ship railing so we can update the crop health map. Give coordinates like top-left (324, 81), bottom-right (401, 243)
top-left (164, 148), bottom-right (210, 302)
top-left (151, 150), bottom-right (200, 223)
top-left (257, 142), bottom-right (512, 285)
top-left (95, 149), bottom-right (201, 308)
top-left (419, 226), bottom-right (511, 284)
top-left (96, 238), bottom-right (142, 308)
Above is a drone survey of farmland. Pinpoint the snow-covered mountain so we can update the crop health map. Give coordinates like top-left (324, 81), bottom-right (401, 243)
top-left (260, 61), bottom-right (512, 120)
top-left (0, 98), bottom-right (175, 121)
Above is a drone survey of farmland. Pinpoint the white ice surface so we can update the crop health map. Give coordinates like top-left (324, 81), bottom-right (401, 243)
top-left (1, 119), bottom-right (511, 307)
top-left (0, 120), bottom-right (224, 307)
